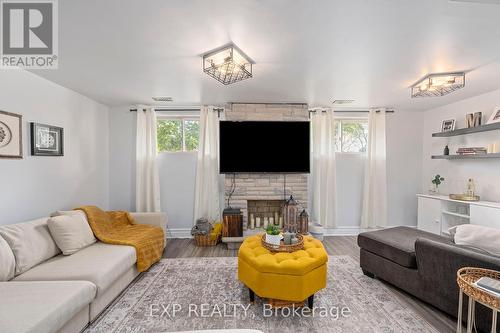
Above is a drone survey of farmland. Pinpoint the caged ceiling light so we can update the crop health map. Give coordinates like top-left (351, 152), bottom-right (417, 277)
top-left (203, 44), bottom-right (253, 85)
top-left (411, 72), bottom-right (465, 98)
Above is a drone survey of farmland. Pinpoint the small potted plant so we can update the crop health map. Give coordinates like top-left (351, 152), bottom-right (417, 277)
top-left (431, 174), bottom-right (445, 193)
top-left (265, 224), bottom-right (281, 246)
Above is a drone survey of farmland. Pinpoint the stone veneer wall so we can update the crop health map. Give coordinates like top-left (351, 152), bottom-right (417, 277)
top-left (223, 103), bottom-right (309, 228)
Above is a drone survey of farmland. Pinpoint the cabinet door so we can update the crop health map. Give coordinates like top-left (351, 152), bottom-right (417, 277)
top-left (418, 197), bottom-right (441, 234)
top-left (470, 205), bottom-right (500, 229)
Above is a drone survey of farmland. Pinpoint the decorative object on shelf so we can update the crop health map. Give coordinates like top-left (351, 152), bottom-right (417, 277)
top-left (444, 145), bottom-right (450, 156)
top-left (411, 72), bottom-right (465, 98)
top-left (283, 195), bottom-right (299, 233)
top-left (487, 107), bottom-right (500, 125)
top-left (255, 217), bottom-right (261, 229)
top-left (222, 208), bottom-right (243, 237)
top-left (0, 110), bottom-right (22, 159)
top-left (299, 209), bottom-right (309, 234)
top-left (30, 122), bottom-right (64, 156)
top-left (278, 216), bottom-right (283, 228)
top-left (441, 119), bottom-right (456, 132)
top-left (260, 232), bottom-right (304, 253)
top-left (457, 147), bottom-right (487, 156)
top-left (274, 212), bottom-right (279, 226)
top-left (264, 224), bottom-right (281, 246)
top-left (487, 142), bottom-right (500, 154)
top-left (449, 194), bottom-right (480, 202)
top-left (430, 174), bottom-right (445, 194)
top-left (269, 217), bottom-right (274, 226)
top-left (249, 214), bottom-right (255, 229)
top-left (466, 179), bottom-right (476, 197)
top-left (202, 43), bottom-right (253, 85)
top-left (263, 216), bottom-right (269, 229)
top-left (466, 112), bottom-right (482, 128)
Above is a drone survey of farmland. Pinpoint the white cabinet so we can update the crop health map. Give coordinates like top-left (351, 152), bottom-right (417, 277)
top-left (417, 196), bottom-right (441, 234)
top-left (417, 194), bottom-right (500, 236)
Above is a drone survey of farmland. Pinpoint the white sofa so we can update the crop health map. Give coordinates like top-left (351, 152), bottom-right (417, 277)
top-left (0, 212), bottom-right (167, 333)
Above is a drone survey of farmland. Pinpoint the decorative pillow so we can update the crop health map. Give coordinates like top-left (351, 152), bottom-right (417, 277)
top-left (450, 224), bottom-right (500, 256)
top-left (0, 235), bottom-right (15, 281)
top-left (0, 218), bottom-right (61, 275)
top-left (47, 214), bottom-right (96, 255)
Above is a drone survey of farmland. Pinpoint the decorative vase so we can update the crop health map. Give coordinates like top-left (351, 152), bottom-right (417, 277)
top-left (429, 183), bottom-right (439, 194)
top-left (265, 233), bottom-right (281, 246)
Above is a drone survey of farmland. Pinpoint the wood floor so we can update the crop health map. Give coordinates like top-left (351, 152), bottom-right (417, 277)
top-left (164, 236), bottom-right (457, 333)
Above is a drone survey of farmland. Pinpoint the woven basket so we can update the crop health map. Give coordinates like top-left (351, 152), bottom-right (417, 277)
top-left (194, 233), bottom-right (221, 247)
top-left (261, 233), bottom-right (304, 253)
top-left (457, 267), bottom-right (500, 310)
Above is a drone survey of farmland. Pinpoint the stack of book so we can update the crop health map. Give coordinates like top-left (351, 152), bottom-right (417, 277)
top-left (456, 147), bottom-right (488, 155)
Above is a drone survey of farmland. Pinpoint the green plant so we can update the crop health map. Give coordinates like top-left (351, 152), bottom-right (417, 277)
top-left (265, 224), bottom-right (280, 235)
top-left (432, 174), bottom-right (445, 187)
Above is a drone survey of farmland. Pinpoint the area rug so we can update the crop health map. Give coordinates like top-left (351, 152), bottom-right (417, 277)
top-left (84, 256), bottom-right (438, 333)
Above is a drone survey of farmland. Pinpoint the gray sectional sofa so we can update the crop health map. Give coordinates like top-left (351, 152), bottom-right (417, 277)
top-left (358, 226), bottom-right (500, 333)
top-left (0, 212), bottom-right (167, 333)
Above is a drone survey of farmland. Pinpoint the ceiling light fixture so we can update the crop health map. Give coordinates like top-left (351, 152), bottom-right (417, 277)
top-left (203, 44), bottom-right (253, 85)
top-left (332, 99), bottom-right (355, 105)
top-left (411, 72), bottom-right (465, 98)
top-left (152, 96), bottom-right (173, 102)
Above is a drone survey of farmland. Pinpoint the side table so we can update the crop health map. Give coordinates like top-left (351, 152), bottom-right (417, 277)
top-left (457, 267), bottom-right (500, 333)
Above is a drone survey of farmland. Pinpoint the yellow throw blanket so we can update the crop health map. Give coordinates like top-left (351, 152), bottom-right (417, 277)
top-left (76, 206), bottom-right (164, 272)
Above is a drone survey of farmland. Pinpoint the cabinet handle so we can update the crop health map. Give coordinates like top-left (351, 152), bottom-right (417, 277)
top-left (434, 219), bottom-right (440, 223)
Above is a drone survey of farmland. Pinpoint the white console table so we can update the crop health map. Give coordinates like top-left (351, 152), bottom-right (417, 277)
top-left (417, 194), bottom-right (500, 236)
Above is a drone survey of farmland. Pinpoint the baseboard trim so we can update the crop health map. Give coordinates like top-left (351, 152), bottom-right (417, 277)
top-left (166, 228), bottom-right (192, 239)
top-left (167, 225), bottom-right (417, 238)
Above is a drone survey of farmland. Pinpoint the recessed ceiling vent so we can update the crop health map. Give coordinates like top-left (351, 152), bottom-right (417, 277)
top-left (152, 96), bottom-right (173, 102)
top-left (332, 99), bottom-right (355, 105)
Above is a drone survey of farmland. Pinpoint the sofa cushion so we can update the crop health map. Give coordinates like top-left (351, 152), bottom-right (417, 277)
top-left (357, 227), bottom-right (447, 268)
top-left (48, 214), bottom-right (96, 255)
top-left (451, 224), bottom-right (500, 256)
top-left (0, 218), bottom-right (60, 275)
top-left (14, 242), bottom-right (136, 295)
top-left (0, 281), bottom-right (96, 333)
top-left (0, 235), bottom-right (15, 281)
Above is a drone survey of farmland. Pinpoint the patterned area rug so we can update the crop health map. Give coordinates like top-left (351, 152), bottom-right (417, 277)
top-left (84, 256), bottom-right (438, 333)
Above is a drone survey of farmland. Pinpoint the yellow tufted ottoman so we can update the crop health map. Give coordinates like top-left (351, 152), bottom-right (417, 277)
top-left (238, 234), bottom-right (328, 307)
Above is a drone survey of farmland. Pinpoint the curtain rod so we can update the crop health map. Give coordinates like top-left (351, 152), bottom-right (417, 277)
top-left (309, 110), bottom-right (395, 113)
top-left (229, 102), bottom-right (308, 106)
top-left (129, 107), bottom-right (223, 112)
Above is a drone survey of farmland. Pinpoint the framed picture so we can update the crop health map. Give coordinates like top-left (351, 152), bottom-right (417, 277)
top-left (487, 108), bottom-right (500, 124)
top-left (0, 110), bottom-right (23, 159)
top-left (441, 119), bottom-right (456, 132)
top-left (30, 123), bottom-right (64, 156)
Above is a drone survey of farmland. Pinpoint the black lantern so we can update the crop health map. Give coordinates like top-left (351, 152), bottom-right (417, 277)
top-left (283, 195), bottom-right (299, 233)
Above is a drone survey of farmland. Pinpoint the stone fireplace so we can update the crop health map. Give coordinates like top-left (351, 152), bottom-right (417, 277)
top-left (223, 103), bottom-right (309, 229)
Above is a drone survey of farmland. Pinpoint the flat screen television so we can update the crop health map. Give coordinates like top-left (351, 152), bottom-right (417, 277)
top-left (219, 121), bottom-right (310, 173)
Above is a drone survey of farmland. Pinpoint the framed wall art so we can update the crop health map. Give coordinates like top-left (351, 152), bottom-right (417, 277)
top-left (30, 122), bottom-right (64, 156)
top-left (0, 110), bottom-right (23, 159)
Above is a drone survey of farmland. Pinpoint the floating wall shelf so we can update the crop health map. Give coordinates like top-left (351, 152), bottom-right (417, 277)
top-left (431, 153), bottom-right (500, 160)
top-left (432, 122), bottom-right (500, 137)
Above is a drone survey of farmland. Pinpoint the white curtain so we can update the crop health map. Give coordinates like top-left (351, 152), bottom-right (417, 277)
top-left (361, 109), bottom-right (387, 228)
top-left (193, 106), bottom-right (221, 223)
top-left (135, 107), bottom-right (161, 212)
top-left (311, 109), bottom-right (337, 228)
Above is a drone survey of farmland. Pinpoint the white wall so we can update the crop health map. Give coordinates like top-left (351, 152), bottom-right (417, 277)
top-left (0, 70), bottom-right (109, 224)
top-left (108, 107), bottom-right (198, 234)
top-left (422, 88), bottom-right (500, 202)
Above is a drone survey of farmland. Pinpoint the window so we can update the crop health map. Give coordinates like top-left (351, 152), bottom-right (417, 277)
top-left (157, 118), bottom-right (199, 152)
top-left (334, 119), bottom-right (368, 153)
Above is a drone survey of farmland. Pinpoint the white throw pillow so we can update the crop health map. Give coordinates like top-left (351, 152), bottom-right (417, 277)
top-left (0, 235), bottom-right (15, 281)
top-left (47, 214), bottom-right (96, 255)
top-left (0, 218), bottom-right (61, 275)
top-left (450, 224), bottom-right (500, 256)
